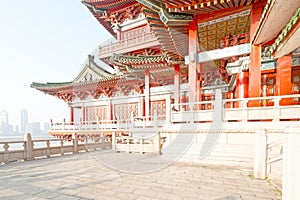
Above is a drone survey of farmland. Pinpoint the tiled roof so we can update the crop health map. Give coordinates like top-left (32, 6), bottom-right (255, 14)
top-left (31, 54), bottom-right (121, 92)
top-left (111, 53), bottom-right (168, 65)
top-left (30, 82), bottom-right (72, 89)
top-left (83, 0), bottom-right (135, 10)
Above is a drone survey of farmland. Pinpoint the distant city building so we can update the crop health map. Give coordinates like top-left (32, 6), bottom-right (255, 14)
top-left (21, 109), bottom-right (28, 133)
top-left (43, 122), bottom-right (50, 132)
top-left (0, 110), bottom-right (9, 135)
top-left (0, 110), bottom-right (8, 125)
top-left (27, 122), bottom-right (40, 135)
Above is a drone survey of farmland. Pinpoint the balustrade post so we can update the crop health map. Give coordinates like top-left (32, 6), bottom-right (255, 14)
top-left (165, 95), bottom-right (171, 123)
top-left (60, 140), bottom-right (64, 156)
top-left (282, 127), bottom-right (300, 200)
top-left (24, 133), bottom-right (33, 161)
top-left (46, 140), bottom-right (50, 158)
top-left (72, 133), bottom-right (78, 154)
top-left (254, 130), bottom-right (267, 179)
top-left (112, 132), bottom-right (116, 151)
top-left (213, 88), bottom-right (223, 123)
top-left (155, 132), bottom-right (162, 155)
top-left (242, 100), bottom-right (248, 122)
top-left (273, 99), bottom-right (280, 122)
top-left (140, 139), bottom-right (143, 154)
top-left (127, 136), bottom-right (130, 153)
top-left (3, 142), bottom-right (9, 164)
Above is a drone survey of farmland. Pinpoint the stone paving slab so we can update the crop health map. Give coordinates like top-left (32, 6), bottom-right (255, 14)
top-left (0, 150), bottom-right (281, 200)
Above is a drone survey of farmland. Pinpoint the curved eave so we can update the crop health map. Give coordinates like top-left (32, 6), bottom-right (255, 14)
top-left (30, 82), bottom-right (73, 95)
top-left (31, 76), bottom-right (123, 95)
top-left (274, 19), bottom-right (300, 58)
top-left (83, 0), bottom-right (136, 11)
top-left (262, 8), bottom-right (300, 58)
top-left (83, 2), bottom-right (116, 37)
top-left (111, 54), bottom-right (168, 64)
top-left (110, 53), bottom-right (184, 71)
top-left (252, 0), bottom-right (300, 45)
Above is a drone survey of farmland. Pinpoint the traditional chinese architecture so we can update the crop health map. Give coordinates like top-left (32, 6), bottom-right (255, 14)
top-left (32, 0), bottom-right (300, 131)
top-left (31, 0), bottom-right (300, 164)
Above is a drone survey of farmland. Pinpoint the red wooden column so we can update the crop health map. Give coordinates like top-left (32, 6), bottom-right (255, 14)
top-left (174, 65), bottom-right (180, 106)
top-left (235, 71), bottom-right (249, 107)
top-left (248, 2), bottom-right (263, 106)
top-left (145, 69), bottom-right (150, 117)
top-left (139, 98), bottom-right (145, 116)
top-left (108, 101), bottom-right (113, 120)
top-left (276, 55), bottom-right (292, 105)
top-left (188, 18), bottom-right (197, 104)
top-left (70, 106), bottom-right (74, 124)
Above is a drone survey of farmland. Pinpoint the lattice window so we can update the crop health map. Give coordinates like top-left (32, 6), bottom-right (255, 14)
top-left (261, 74), bottom-right (276, 106)
top-left (86, 106), bottom-right (107, 122)
top-left (291, 67), bottom-right (300, 104)
top-left (150, 100), bottom-right (166, 118)
top-left (114, 103), bottom-right (138, 122)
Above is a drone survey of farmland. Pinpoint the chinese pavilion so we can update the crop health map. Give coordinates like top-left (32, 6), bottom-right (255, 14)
top-left (31, 0), bottom-right (300, 139)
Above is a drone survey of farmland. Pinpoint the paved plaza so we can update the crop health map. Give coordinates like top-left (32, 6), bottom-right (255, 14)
top-left (0, 150), bottom-right (281, 200)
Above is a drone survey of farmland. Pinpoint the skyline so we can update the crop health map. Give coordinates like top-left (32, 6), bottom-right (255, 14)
top-left (0, 109), bottom-right (49, 135)
top-left (0, 1), bottom-right (112, 125)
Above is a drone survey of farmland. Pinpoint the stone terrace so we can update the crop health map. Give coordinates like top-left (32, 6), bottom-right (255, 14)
top-left (0, 150), bottom-right (281, 200)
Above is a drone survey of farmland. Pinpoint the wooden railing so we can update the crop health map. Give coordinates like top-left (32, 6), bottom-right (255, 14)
top-left (0, 133), bottom-right (111, 164)
top-left (99, 32), bottom-right (158, 58)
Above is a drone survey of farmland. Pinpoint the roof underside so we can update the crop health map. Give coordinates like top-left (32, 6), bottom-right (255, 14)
top-left (252, 0), bottom-right (300, 45)
top-left (262, 8), bottom-right (300, 59)
top-left (160, 0), bottom-right (262, 14)
top-left (198, 8), bottom-right (251, 51)
top-left (137, 0), bottom-right (193, 59)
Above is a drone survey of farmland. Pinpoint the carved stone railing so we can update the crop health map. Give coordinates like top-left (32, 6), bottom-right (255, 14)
top-left (266, 137), bottom-right (284, 189)
top-left (50, 120), bottom-right (130, 132)
top-left (50, 94), bottom-right (300, 133)
top-left (267, 138), bottom-right (284, 173)
top-left (112, 131), bottom-right (166, 155)
top-left (171, 94), bottom-right (300, 123)
top-left (99, 32), bottom-right (159, 58)
top-left (50, 114), bottom-right (166, 133)
top-left (0, 133), bottom-right (111, 164)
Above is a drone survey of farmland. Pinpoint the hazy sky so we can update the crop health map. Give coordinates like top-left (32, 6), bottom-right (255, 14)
top-left (0, 0), bottom-right (111, 126)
